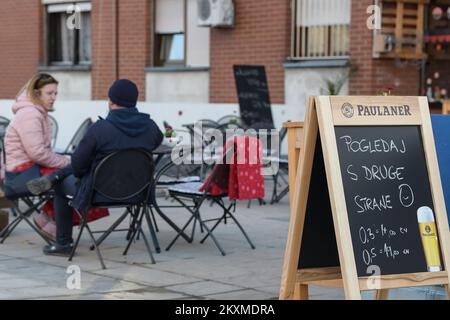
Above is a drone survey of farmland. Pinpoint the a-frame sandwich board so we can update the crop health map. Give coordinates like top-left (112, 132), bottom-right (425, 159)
top-left (280, 96), bottom-right (450, 300)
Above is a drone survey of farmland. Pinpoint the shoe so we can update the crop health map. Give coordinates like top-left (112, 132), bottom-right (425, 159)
top-left (43, 243), bottom-right (73, 256)
top-left (40, 221), bottom-right (56, 242)
top-left (26, 174), bottom-right (58, 195)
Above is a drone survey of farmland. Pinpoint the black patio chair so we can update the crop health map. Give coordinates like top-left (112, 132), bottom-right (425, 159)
top-left (269, 126), bottom-right (290, 204)
top-left (0, 116), bottom-right (10, 137)
top-left (0, 134), bottom-right (54, 244)
top-left (151, 126), bottom-right (228, 228)
top-left (0, 117), bottom-right (9, 189)
top-left (183, 119), bottom-right (221, 150)
top-left (63, 118), bottom-right (93, 154)
top-left (67, 148), bottom-right (157, 269)
top-left (160, 141), bottom-right (256, 256)
top-left (48, 114), bottom-right (58, 148)
top-left (0, 117), bottom-right (10, 161)
top-left (184, 119), bottom-right (220, 132)
top-left (0, 193), bottom-right (54, 245)
top-left (217, 115), bottom-right (246, 129)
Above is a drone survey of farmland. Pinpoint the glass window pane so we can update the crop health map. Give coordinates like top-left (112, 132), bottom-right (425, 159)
top-left (79, 12), bottom-right (91, 63)
top-left (168, 34), bottom-right (185, 61)
top-left (155, 33), bottom-right (185, 66)
top-left (60, 13), bottom-right (75, 63)
top-left (48, 12), bottom-right (74, 64)
top-left (292, 0), bottom-right (351, 58)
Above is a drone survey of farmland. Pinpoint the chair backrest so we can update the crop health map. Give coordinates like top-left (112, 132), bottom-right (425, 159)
top-left (217, 115), bottom-right (245, 128)
top-left (90, 149), bottom-right (155, 205)
top-left (65, 118), bottom-right (93, 153)
top-left (0, 116), bottom-right (10, 127)
top-left (48, 114), bottom-right (58, 148)
top-left (0, 116), bottom-right (10, 139)
top-left (186, 119), bottom-right (222, 154)
top-left (165, 128), bottom-right (197, 150)
top-left (0, 117), bottom-right (10, 178)
top-left (279, 127), bottom-right (287, 143)
top-left (197, 119), bottom-right (220, 129)
top-left (200, 138), bottom-right (237, 194)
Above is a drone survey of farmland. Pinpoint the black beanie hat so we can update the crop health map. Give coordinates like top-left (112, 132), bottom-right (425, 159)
top-left (108, 79), bottom-right (139, 108)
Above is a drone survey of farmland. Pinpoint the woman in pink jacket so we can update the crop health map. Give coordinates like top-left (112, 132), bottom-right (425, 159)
top-left (4, 73), bottom-right (70, 240)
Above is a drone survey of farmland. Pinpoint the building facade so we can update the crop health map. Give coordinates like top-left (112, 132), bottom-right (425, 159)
top-left (0, 0), bottom-right (448, 111)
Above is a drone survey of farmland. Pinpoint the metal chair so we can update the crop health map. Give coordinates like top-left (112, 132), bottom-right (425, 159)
top-left (183, 119), bottom-right (220, 147)
top-left (0, 193), bottom-right (54, 245)
top-left (217, 115), bottom-right (246, 128)
top-left (0, 117), bottom-right (10, 165)
top-left (48, 115), bottom-right (58, 148)
top-left (0, 116), bottom-right (10, 195)
top-left (270, 157), bottom-right (289, 204)
top-left (68, 148), bottom-right (157, 269)
top-left (269, 127), bottom-right (290, 204)
top-left (0, 120), bottom-right (54, 243)
top-left (0, 116), bottom-right (10, 138)
top-left (152, 150), bottom-right (203, 242)
top-left (64, 118), bottom-right (93, 154)
top-left (159, 141), bottom-right (256, 256)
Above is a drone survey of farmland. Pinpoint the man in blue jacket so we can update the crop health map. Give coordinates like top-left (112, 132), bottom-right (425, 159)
top-left (27, 79), bottom-right (163, 255)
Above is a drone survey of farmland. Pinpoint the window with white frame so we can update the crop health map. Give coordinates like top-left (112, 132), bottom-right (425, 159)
top-left (44, 1), bottom-right (91, 66)
top-left (154, 0), bottom-right (210, 67)
top-left (291, 0), bottom-right (351, 59)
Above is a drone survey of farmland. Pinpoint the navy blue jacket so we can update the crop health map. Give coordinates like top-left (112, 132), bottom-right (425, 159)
top-left (71, 107), bottom-right (163, 210)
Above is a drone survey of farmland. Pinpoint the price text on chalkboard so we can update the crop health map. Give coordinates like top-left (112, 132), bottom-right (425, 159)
top-left (335, 126), bottom-right (440, 276)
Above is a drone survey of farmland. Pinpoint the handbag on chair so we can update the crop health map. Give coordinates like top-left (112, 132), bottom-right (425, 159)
top-left (3, 164), bottom-right (41, 199)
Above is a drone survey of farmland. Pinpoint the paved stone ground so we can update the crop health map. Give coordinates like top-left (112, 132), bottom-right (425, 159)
top-left (0, 190), bottom-right (447, 300)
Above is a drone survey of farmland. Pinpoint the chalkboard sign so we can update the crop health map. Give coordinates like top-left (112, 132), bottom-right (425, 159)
top-left (280, 96), bottom-right (450, 300)
top-left (233, 65), bottom-right (275, 129)
top-left (298, 134), bottom-right (340, 269)
top-left (335, 126), bottom-right (435, 276)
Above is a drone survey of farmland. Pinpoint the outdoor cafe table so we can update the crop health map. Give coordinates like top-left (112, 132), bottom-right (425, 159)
top-left (151, 144), bottom-right (193, 251)
top-left (152, 144), bottom-right (173, 167)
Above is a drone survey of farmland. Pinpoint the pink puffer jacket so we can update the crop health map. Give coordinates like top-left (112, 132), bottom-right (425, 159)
top-left (4, 93), bottom-right (70, 172)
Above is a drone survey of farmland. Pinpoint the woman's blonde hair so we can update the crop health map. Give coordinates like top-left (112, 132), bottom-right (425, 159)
top-left (18, 73), bottom-right (59, 106)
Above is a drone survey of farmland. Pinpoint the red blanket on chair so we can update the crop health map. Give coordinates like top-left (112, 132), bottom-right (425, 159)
top-left (14, 162), bottom-right (109, 226)
top-left (199, 136), bottom-right (265, 200)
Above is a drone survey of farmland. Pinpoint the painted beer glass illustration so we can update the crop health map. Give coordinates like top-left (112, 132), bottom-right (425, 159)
top-left (417, 206), bottom-right (442, 272)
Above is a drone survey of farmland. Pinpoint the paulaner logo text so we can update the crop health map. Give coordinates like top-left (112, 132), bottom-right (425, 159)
top-left (357, 105), bottom-right (412, 116)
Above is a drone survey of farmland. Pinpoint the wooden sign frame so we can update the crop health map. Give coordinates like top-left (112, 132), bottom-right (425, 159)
top-left (280, 96), bottom-right (450, 300)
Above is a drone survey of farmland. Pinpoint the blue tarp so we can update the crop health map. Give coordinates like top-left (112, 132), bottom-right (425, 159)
top-left (431, 114), bottom-right (450, 228)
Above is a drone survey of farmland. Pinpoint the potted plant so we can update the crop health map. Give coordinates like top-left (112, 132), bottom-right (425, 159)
top-left (162, 121), bottom-right (178, 147)
top-left (377, 86), bottom-right (395, 96)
